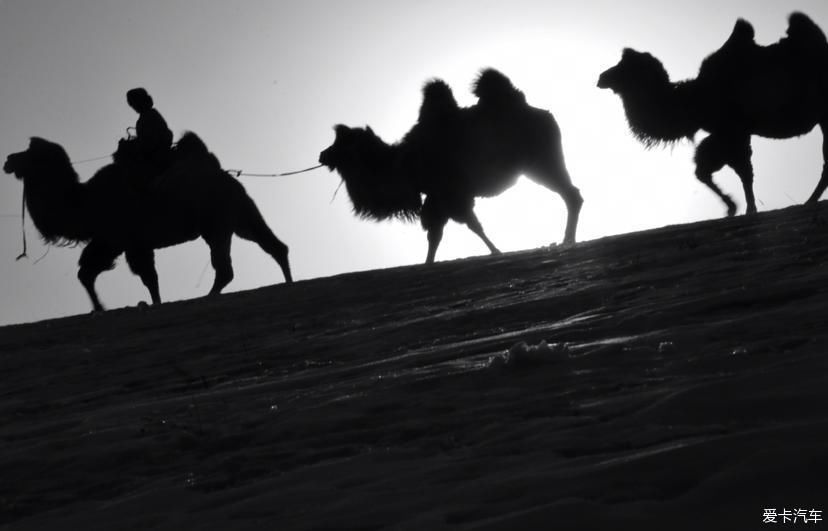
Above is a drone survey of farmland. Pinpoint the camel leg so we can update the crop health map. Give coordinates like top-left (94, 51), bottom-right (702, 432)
top-left (204, 232), bottom-right (234, 296)
top-left (421, 195), bottom-right (448, 264)
top-left (524, 176), bottom-right (583, 245)
top-left (558, 183), bottom-right (584, 245)
top-left (525, 143), bottom-right (583, 245)
top-left (425, 222), bottom-right (447, 265)
top-left (725, 136), bottom-right (756, 215)
top-left (77, 240), bottom-right (120, 312)
top-left (234, 204), bottom-right (293, 283)
top-left (458, 208), bottom-right (500, 256)
top-left (694, 135), bottom-right (738, 216)
top-left (806, 122), bottom-right (828, 204)
top-left (125, 248), bottom-right (161, 305)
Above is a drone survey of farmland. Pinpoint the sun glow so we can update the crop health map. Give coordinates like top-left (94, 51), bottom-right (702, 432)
top-left (369, 29), bottom-right (713, 263)
top-left (288, 9), bottom-right (828, 276)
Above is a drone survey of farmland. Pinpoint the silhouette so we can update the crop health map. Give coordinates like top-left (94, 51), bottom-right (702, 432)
top-left (319, 68), bottom-right (583, 263)
top-left (4, 133), bottom-right (292, 311)
top-left (124, 88), bottom-right (174, 176)
top-left (598, 12), bottom-right (828, 215)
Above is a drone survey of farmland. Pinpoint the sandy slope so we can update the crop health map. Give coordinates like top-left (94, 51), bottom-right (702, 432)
top-left (2, 203), bottom-right (828, 530)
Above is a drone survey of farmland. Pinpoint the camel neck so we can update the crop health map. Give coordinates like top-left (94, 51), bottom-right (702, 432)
top-left (24, 172), bottom-right (91, 243)
top-left (622, 81), bottom-right (699, 145)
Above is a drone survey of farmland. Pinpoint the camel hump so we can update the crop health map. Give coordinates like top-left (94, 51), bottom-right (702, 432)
top-left (786, 12), bottom-right (828, 45)
top-left (28, 137), bottom-right (73, 168)
top-left (698, 18), bottom-right (759, 82)
top-left (172, 131), bottom-right (222, 170)
top-left (175, 131), bottom-right (209, 154)
top-left (472, 68), bottom-right (526, 106)
top-left (727, 19), bottom-right (755, 46)
top-left (419, 79), bottom-right (459, 121)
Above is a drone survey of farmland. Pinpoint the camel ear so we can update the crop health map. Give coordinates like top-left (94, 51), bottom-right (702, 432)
top-left (366, 126), bottom-right (375, 136)
top-left (334, 124), bottom-right (349, 137)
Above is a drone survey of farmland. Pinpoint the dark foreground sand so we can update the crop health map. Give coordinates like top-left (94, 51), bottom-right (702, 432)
top-left (2, 203), bottom-right (828, 530)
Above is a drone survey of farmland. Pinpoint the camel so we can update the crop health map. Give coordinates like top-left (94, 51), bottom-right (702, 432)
top-left (319, 68), bottom-right (583, 263)
top-left (598, 12), bottom-right (828, 215)
top-left (4, 133), bottom-right (293, 312)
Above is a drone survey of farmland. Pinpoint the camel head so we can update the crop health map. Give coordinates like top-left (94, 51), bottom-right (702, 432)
top-left (319, 124), bottom-right (386, 173)
top-left (3, 152), bottom-right (23, 180)
top-left (4, 138), bottom-right (73, 182)
top-left (598, 48), bottom-right (670, 95)
top-left (319, 124), bottom-right (421, 221)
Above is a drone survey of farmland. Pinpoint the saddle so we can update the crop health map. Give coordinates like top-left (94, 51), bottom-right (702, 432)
top-left (115, 137), bottom-right (175, 190)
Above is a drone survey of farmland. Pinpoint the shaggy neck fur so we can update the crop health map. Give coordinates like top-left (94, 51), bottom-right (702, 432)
top-left (338, 133), bottom-right (421, 221)
top-left (23, 152), bottom-right (92, 244)
top-left (619, 79), bottom-right (700, 146)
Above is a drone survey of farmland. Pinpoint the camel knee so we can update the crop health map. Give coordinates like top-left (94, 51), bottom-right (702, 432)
top-left (77, 268), bottom-right (105, 311)
top-left (694, 138), bottom-right (727, 177)
top-left (77, 267), bottom-right (96, 289)
top-left (694, 166), bottom-right (714, 185)
top-left (559, 185), bottom-right (582, 245)
top-left (426, 225), bottom-right (444, 248)
top-left (209, 252), bottom-right (234, 294)
top-left (77, 259), bottom-right (107, 288)
top-left (564, 186), bottom-right (584, 211)
top-left (425, 225), bottom-right (445, 264)
top-left (273, 239), bottom-right (289, 265)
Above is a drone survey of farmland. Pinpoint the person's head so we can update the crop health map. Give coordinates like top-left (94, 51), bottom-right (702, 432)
top-left (126, 88), bottom-right (154, 112)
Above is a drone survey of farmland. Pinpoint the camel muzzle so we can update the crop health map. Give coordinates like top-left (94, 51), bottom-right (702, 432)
top-left (3, 157), bottom-right (20, 178)
top-left (319, 148), bottom-right (335, 169)
top-left (597, 70), bottom-right (614, 90)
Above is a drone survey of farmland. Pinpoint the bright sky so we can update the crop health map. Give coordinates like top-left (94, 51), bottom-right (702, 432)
top-left (2, 0), bottom-right (827, 325)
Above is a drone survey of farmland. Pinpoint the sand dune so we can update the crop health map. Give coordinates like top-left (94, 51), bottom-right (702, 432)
top-left (2, 203), bottom-right (828, 529)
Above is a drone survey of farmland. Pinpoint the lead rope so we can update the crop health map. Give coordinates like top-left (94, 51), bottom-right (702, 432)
top-left (16, 188), bottom-right (27, 261)
top-left (226, 163), bottom-right (324, 178)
